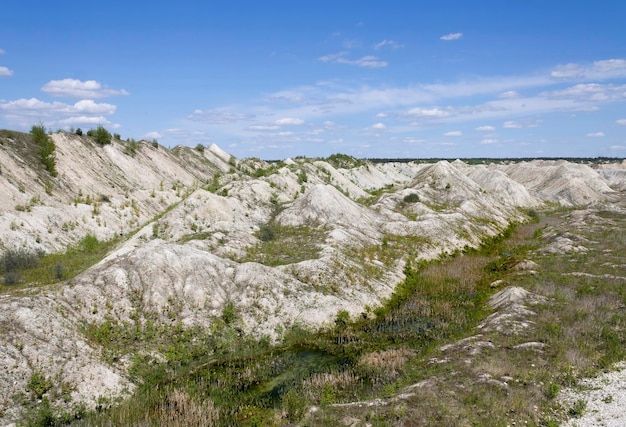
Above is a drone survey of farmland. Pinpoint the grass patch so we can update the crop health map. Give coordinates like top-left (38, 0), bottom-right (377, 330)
top-left (0, 234), bottom-right (119, 291)
top-left (241, 223), bottom-right (326, 266)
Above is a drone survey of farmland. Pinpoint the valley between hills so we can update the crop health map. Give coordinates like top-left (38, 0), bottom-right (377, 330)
top-left (1, 128), bottom-right (626, 426)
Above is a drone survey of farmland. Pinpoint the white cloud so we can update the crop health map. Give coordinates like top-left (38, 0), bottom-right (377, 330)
top-left (318, 52), bottom-right (388, 68)
top-left (57, 116), bottom-right (111, 126)
top-left (374, 40), bottom-right (403, 50)
top-left (73, 99), bottom-right (116, 114)
top-left (587, 132), bottom-right (605, 137)
top-left (187, 109), bottom-right (252, 123)
top-left (444, 131), bottom-right (462, 136)
top-left (551, 59), bottom-right (626, 80)
top-left (440, 32), bottom-right (463, 41)
top-left (370, 122), bottom-right (387, 130)
top-left (0, 66), bottom-right (13, 77)
top-left (0, 98), bottom-right (116, 116)
top-left (481, 138), bottom-right (499, 144)
top-left (476, 125), bottom-right (495, 131)
top-left (143, 131), bottom-right (163, 140)
top-left (41, 79), bottom-right (129, 98)
top-left (407, 107), bottom-right (450, 117)
top-left (499, 91), bottom-right (519, 98)
top-left (610, 145), bottom-right (626, 150)
top-left (275, 117), bottom-right (304, 125)
top-left (376, 112), bottom-right (387, 118)
top-left (0, 48), bottom-right (5, 54)
top-left (248, 125), bottom-right (280, 131)
top-left (503, 121), bottom-right (523, 129)
top-left (542, 83), bottom-right (626, 102)
top-left (403, 137), bottom-right (425, 144)
top-left (617, 119), bottom-right (626, 125)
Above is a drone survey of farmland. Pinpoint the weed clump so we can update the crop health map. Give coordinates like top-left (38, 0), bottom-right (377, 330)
top-left (0, 248), bottom-right (42, 285)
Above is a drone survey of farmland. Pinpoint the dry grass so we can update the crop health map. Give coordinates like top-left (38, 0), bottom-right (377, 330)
top-left (150, 389), bottom-right (219, 427)
top-left (357, 348), bottom-right (415, 385)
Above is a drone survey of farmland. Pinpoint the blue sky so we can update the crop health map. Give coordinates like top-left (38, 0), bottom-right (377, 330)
top-left (2, 1), bottom-right (626, 159)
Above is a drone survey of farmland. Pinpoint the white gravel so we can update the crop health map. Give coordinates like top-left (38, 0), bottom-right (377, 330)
top-left (560, 362), bottom-right (626, 427)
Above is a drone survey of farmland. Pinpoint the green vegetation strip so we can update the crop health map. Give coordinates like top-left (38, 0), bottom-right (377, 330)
top-left (1, 234), bottom-right (118, 291)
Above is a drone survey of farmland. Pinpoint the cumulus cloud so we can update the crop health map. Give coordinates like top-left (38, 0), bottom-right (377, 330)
top-left (440, 32), bottom-right (463, 41)
top-left (318, 52), bottom-right (388, 68)
top-left (476, 125), bottom-right (495, 131)
top-left (369, 122), bottom-right (387, 130)
top-left (0, 98), bottom-right (116, 115)
top-left (610, 145), bottom-right (626, 150)
top-left (617, 119), bottom-right (626, 125)
top-left (72, 99), bottom-right (116, 114)
top-left (57, 116), bottom-right (112, 126)
top-left (187, 109), bottom-right (252, 124)
top-left (376, 112), bottom-right (387, 118)
top-left (587, 132), bottom-right (605, 137)
top-left (374, 40), bottom-right (404, 50)
top-left (0, 66), bottom-right (13, 77)
top-left (41, 79), bottom-right (129, 98)
top-left (407, 107), bottom-right (450, 117)
top-left (444, 131), bottom-right (462, 136)
top-left (481, 138), bottom-right (499, 144)
top-left (275, 117), bottom-right (304, 125)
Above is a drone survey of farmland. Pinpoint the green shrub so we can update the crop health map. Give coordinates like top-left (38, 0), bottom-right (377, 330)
top-left (124, 139), bottom-right (139, 157)
top-left (31, 124), bottom-right (57, 176)
top-left (545, 383), bottom-right (560, 399)
top-left (27, 372), bottom-right (53, 400)
top-left (2, 271), bottom-right (20, 285)
top-left (221, 301), bottom-right (238, 325)
top-left (403, 193), bottom-right (420, 203)
top-left (1, 248), bottom-right (41, 273)
top-left (75, 128), bottom-right (83, 136)
top-left (88, 126), bottom-right (112, 146)
top-left (258, 224), bottom-right (276, 242)
top-left (80, 234), bottom-right (100, 253)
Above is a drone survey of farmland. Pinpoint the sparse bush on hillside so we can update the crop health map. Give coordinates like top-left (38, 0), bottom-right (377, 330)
top-left (403, 193), bottom-right (420, 203)
top-left (258, 224), bottom-right (276, 242)
top-left (221, 301), bottom-right (238, 325)
top-left (31, 123), bottom-right (57, 177)
top-left (87, 126), bottom-right (112, 146)
top-left (75, 128), bottom-right (83, 136)
top-left (1, 248), bottom-right (42, 286)
top-left (80, 234), bottom-right (100, 253)
top-left (195, 143), bottom-right (205, 152)
top-left (1, 248), bottom-right (42, 273)
top-left (123, 138), bottom-right (139, 157)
